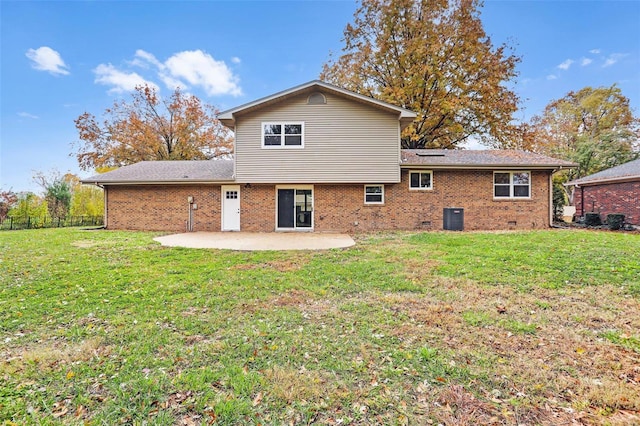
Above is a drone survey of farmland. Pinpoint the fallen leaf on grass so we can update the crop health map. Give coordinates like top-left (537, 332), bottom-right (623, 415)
top-left (52, 402), bottom-right (68, 418)
top-left (253, 391), bottom-right (263, 406)
top-left (205, 409), bottom-right (217, 424)
top-left (73, 404), bottom-right (87, 418)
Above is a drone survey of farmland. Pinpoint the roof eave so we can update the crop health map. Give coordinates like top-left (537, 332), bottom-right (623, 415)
top-left (401, 164), bottom-right (575, 170)
top-left (81, 179), bottom-right (236, 186)
top-left (218, 80), bottom-right (417, 125)
top-left (565, 175), bottom-right (640, 186)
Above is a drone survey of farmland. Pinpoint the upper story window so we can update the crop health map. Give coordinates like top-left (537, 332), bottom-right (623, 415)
top-left (262, 122), bottom-right (304, 148)
top-left (409, 170), bottom-right (433, 190)
top-left (494, 171), bottom-right (530, 198)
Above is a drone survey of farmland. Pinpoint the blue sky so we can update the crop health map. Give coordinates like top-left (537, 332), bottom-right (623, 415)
top-left (1, 0), bottom-right (638, 193)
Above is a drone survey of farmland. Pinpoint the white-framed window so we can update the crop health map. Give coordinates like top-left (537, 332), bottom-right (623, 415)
top-left (494, 171), bottom-right (531, 198)
top-left (262, 122), bottom-right (304, 148)
top-left (409, 170), bottom-right (433, 190)
top-left (364, 185), bottom-right (384, 204)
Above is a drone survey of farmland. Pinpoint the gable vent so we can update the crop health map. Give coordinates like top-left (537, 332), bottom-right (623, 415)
top-left (307, 92), bottom-right (326, 105)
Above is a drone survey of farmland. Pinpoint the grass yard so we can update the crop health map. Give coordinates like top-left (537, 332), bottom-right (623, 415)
top-left (1, 228), bottom-right (639, 425)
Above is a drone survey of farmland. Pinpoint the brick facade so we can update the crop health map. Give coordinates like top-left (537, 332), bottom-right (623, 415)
top-left (312, 170), bottom-right (551, 232)
top-left (572, 180), bottom-right (640, 225)
top-left (106, 185), bottom-right (222, 232)
top-left (105, 170), bottom-right (552, 232)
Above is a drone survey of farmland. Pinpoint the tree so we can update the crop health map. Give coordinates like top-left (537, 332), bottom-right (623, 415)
top-left (0, 190), bottom-right (18, 222)
top-left (33, 170), bottom-right (73, 220)
top-left (523, 85), bottom-right (639, 180)
top-left (73, 85), bottom-right (233, 171)
top-left (521, 85), bottom-right (639, 216)
top-left (8, 192), bottom-right (48, 220)
top-left (68, 175), bottom-right (104, 217)
top-left (320, 0), bottom-right (520, 149)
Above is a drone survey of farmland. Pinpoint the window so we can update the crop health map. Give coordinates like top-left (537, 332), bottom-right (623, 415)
top-left (307, 92), bottom-right (326, 105)
top-left (364, 185), bottom-right (384, 204)
top-left (494, 172), bottom-right (530, 198)
top-left (225, 191), bottom-right (238, 199)
top-left (262, 122), bottom-right (304, 148)
top-left (409, 170), bottom-right (433, 190)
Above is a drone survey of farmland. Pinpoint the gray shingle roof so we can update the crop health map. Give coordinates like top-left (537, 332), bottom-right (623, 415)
top-left (566, 158), bottom-right (640, 186)
top-left (81, 160), bottom-right (234, 184)
top-left (401, 149), bottom-right (576, 169)
top-left (82, 150), bottom-right (576, 185)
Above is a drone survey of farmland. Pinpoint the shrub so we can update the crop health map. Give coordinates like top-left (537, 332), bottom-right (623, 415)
top-left (585, 212), bottom-right (602, 227)
top-left (606, 213), bottom-right (625, 230)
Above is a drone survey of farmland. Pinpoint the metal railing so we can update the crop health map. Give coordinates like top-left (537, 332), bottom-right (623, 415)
top-left (0, 216), bottom-right (104, 231)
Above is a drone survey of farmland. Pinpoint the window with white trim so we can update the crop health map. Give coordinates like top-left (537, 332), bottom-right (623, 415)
top-left (494, 171), bottom-right (530, 198)
top-left (364, 185), bottom-right (384, 204)
top-left (262, 122), bottom-right (304, 148)
top-left (409, 170), bottom-right (433, 190)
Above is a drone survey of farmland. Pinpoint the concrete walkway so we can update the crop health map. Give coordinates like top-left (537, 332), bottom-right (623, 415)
top-left (154, 231), bottom-right (355, 251)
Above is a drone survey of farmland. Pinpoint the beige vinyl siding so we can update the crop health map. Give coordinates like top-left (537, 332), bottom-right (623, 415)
top-left (235, 92), bottom-right (401, 183)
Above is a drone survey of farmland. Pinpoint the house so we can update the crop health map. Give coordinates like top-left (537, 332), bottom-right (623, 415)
top-left (566, 158), bottom-right (640, 225)
top-left (82, 80), bottom-right (575, 233)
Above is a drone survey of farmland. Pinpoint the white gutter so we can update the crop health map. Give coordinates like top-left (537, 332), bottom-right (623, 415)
top-left (81, 180), bottom-right (236, 186)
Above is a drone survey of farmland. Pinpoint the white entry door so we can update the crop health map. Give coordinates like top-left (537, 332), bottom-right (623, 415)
top-left (221, 185), bottom-right (240, 231)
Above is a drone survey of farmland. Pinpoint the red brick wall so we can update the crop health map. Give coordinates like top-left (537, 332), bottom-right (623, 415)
top-left (106, 185), bottom-right (221, 231)
top-left (313, 170), bottom-right (551, 232)
top-left (240, 185), bottom-right (276, 231)
top-left (105, 170), bottom-right (552, 232)
top-left (573, 181), bottom-right (640, 225)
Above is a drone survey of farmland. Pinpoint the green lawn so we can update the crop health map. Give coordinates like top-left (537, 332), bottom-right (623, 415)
top-left (1, 228), bottom-right (639, 425)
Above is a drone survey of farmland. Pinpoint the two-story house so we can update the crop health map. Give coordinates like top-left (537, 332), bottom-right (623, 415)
top-left (82, 80), bottom-right (575, 232)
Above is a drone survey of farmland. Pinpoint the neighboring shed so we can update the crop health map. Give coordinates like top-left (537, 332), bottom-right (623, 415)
top-left (566, 158), bottom-right (640, 225)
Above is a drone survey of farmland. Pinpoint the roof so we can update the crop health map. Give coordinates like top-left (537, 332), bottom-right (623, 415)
top-left (566, 158), bottom-right (640, 186)
top-left (81, 150), bottom-right (576, 185)
top-left (218, 80), bottom-right (417, 130)
top-left (401, 149), bottom-right (577, 170)
top-left (81, 160), bottom-right (234, 185)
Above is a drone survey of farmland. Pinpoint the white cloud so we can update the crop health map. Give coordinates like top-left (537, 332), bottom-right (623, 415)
top-left (590, 49), bottom-right (601, 54)
top-left (603, 53), bottom-right (626, 68)
top-left (159, 73), bottom-right (187, 91)
top-left (18, 112), bottom-right (39, 119)
top-left (133, 49), bottom-right (163, 69)
top-left (25, 46), bottom-right (70, 75)
top-left (557, 59), bottom-right (574, 70)
top-left (580, 58), bottom-right (593, 66)
top-left (94, 63), bottom-right (159, 93)
top-left (460, 136), bottom-right (486, 150)
top-left (94, 49), bottom-right (242, 96)
top-left (164, 50), bottom-right (242, 96)
top-left (547, 74), bottom-right (558, 80)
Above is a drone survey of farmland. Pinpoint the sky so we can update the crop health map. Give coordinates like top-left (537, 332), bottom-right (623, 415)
top-left (1, 0), bottom-right (638, 193)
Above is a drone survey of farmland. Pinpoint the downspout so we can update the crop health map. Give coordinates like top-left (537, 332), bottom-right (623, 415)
top-left (549, 172), bottom-right (553, 226)
top-left (98, 183), bottom-right (107, 228)
top-left (580, 186), bottom-right (584, 218)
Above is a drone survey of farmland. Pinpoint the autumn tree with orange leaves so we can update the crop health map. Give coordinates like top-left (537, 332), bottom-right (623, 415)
top-left (73, 85), bottom-right (233, 170)
top-left (519, 85), bottom-right (639, 180)
top-left (321, 0), bottom-right (520, 149)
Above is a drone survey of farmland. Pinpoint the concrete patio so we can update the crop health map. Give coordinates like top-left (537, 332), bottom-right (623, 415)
top-left (153, 232), bottom-right (355, 251)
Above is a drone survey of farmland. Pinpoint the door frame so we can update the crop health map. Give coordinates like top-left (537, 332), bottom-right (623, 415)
top-left (221, 185), bottom-right (241, 231)
top-left (275, 185), bottom-right (314, 231)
